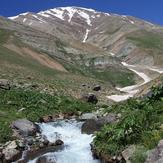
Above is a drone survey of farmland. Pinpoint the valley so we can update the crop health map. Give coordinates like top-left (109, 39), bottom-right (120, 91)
top-left (0, 6), bottom-right (163, 163)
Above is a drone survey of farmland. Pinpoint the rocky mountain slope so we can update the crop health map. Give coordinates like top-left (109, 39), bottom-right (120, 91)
top-left (0, 6), bottom-right (162, 103)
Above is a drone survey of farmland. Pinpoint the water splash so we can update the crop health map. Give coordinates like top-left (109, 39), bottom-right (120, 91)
top-left (28, 120), bottom-right (100, 163)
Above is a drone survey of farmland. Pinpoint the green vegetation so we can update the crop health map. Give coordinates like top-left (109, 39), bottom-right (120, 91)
top-left (60, 58), bottom-right (136, 87)
top-left (55, 39), bottom-right (68, 54)
top-left (81, 56), bottom-right (136, 87)
top-left (106, 27), bottom-right (121, 35)
top-left (93, 84), bottom-right (163, 162)
top-left (131, 146), bottom-right (147, 163)
top-left (0, 88), bottom-right (95, 143)
top-left (88, 68), bottom-right (135, 87)
top-left (0, 29), bottom-right (11, 43)
top-left (127, 30), bottom-right (163, 66)
top-left (127, 31), bottom-right (163, 50)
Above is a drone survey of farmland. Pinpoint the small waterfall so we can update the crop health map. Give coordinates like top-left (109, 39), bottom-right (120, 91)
top-left (28, 120), bottom-right (100, 163)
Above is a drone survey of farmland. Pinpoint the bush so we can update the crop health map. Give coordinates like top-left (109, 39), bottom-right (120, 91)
top-left (93, 84), bottom-right (163, 159)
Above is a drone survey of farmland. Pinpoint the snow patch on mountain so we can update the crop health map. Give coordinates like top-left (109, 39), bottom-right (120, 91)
top-left (110, 52), bottom-right (115, 56)
top-left (39, 9), bottom-right (64, 20)
top-left (29, 22), bottom-right (33, 26)
top-left (83, 29), bottom-right (90, 43)
top-left (32, 15), bottom-right (46, 23)
top-left (77, 10), bottom-right (92, 26)
top-left (49, 9), bottom-right (65, 20)
top-left (9, 12), bottom-right (29, 20)
top-left (76, 7), bottom-right (96, 12)
top-left (38, 12), bottom-right (50, 18)
top-left (96, 14), bottom-right (101, 18)
top-left (65, 7), bottom-right (76, 22)
top-left (37, 7), bottom-right (93, 26)
top-left (23, 18), bottom-right (27, 23)
top-left (9, 16), bottom-right (19, 20)
top-left (147, 67), bottom-right (163, 73)
top-left (130, 20), bottom-right (135, 24)
top-left (105, 13), bottom-right (111, 16)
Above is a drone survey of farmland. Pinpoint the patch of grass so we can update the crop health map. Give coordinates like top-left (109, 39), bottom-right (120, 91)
top-left (131, 146), bottom-right (147, 163)
top-left (55, 39), bottom-right (67, 54)
top-left (0, 29), bottom-right (12, 43)
top-left (0, 88), bottom-right (95, 143)
top-left (89, 68), bottom-right (135, 87)
top-left (127, 32), bottom-right (163, 50)
top-left (142, 130), bottom-right (163, 149)
top-left (106, 27), bottom-right (121, 35)
top-left (59, 57), bottom-right (136, 87)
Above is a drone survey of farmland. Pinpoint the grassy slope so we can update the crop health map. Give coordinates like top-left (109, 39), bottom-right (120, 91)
top-left (0, 28), bottom-right (114, 98)
top-left (0, 26), bottom-right (137, 89)
top-left (127, 30), bottom-right (163, 66)
top-left (93, 84), bottom-right (163, 162)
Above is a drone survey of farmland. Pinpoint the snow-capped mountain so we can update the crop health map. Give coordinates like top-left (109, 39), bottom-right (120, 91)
top-left (8, 7), bottom-right (156, 44)
top-left (0, 6), bottom-right (163, 102)
top-left (9, 7), bottom-right (110, 26)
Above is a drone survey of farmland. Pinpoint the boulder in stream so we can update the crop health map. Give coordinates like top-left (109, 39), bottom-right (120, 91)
top-left (81, 119), bottom-right (103, 134)
top-left (36, 156), bottom-right (56, 163)
top-left (11, 119), bottom-right (38, 137)
top-left (81, 113), bottom-right (120, 134)
top-left (55, 139), bottom-right (64, 146)
top-left (2, 141), bottom-right (22, 162)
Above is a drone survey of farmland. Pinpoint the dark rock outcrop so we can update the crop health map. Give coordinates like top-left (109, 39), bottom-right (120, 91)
top-left (39, 115), bottom-right (53, 123)
top-left (36, 156), bottom-right (56, 163)
top-left (81, 113), bottom-right (120, 134)
top-left (93, 85), bottom-right (101, 91)
top-left (81, 119), bottom-right (103, 134)
top-left (55, 139), bottom-right (64, 146)
top-left (81, 93), bottom-right (98, 104)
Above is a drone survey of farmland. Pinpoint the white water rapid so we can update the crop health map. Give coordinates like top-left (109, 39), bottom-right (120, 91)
top-left (28, 120), bottom-right (100, 163)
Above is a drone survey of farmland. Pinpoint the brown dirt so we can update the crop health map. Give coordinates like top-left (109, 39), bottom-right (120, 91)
top-left (22, 47), bottom-right (67, 72)
top-left (4, 44), bottom-right (67, 72)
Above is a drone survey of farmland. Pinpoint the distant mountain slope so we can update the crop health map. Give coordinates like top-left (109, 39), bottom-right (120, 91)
top-left (8, 7), bottom-right (163, 67)
top-left (0, 7), bottom-right (162, 102)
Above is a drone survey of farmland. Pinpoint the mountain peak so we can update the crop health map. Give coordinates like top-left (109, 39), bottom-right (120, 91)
top-left (7, 6), bottom-right (157, 44)
top-left (9, 12), bottom-right (30, 20)
top-left (52, 6), bottom-right (96, 12)
top-left (8, 6), bottom-right (111, 25)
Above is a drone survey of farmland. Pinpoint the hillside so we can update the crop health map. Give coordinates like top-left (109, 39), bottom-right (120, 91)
top-left (0, 7), bottom-right (160, 103)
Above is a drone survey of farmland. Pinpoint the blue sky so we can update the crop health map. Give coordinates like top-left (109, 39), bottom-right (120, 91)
top-left (0, 0), bottom-right (163, 25)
